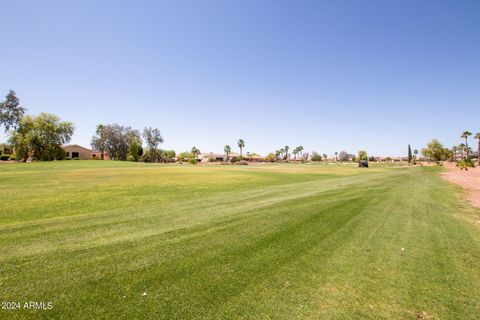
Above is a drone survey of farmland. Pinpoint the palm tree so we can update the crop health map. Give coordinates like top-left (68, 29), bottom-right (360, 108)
top-left (298, 146), bottom-right (304, 158)
top-left (452, 146), bottom-right (458, 162)
top-left (224, 145), bottom-right (231, 162)
top-left (275, 150), bottom-right (281, 161)
top-left (279, 148), bottom-right (285, 161)
top-left (334, 151), bottom-right (338, 161)
top-left (459, 143), bottom-right (466, 159)
top-left (292, 147), bottom-right (298, 160)
top-left (461, 131), bottom-right (472, 158)
top-left (191, 146), bottom-right (200, 159)
top-left (237, 139), bottom-right (245, 158)
top-left (475, 133), bottom-right (480, 162)
top-left (413, 149), bottom-right (418, 163)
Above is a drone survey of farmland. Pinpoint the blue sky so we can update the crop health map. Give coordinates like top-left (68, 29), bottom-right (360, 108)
top-left (1, 0), bottom-right (479, 156)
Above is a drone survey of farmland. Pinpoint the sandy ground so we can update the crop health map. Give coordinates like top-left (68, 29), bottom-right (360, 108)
top-left (442, 163), bottom-right (480, 208)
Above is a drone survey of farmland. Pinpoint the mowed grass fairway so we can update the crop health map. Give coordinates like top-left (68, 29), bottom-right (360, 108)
top-left (1, 162), bottom-right (480, 319)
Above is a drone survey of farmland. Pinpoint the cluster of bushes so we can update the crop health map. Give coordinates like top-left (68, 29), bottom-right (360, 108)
top-left (0, 154), bottom-right (15, 161)
top-left (456, 158), bottom-right (475, 170)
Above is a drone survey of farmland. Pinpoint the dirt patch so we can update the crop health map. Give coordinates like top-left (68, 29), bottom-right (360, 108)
top-left (441, 163), bottom-right (480, 208)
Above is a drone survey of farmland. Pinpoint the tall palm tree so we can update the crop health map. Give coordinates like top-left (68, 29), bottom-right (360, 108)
top-left (279, 148), bottom-right (285, 161)
top-left (224, 145), bottom-right (231, 162)
top-left (461, 131), bottom-right (472, 158)
top-left (413, 149), bottom-right (418, 163)
top-left (292, 147), bottom-right (298, 160)
top-left (284, 146), bottom-right (289, 161)
top-left (475, 133), bottom-right (480, 162)
top-left (237, 139), bottom-right (245, 158)
top-left (191, 146), bottom-right (200, 159)
top-left (298, 146), bottom-right (304, 158)
top-left (334, 151), bottom-right (338, 161)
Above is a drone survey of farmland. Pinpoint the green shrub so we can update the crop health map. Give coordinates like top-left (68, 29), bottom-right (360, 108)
top-left (311, 152), bottom-right (322, 162)
top-left (230, 156), bottom-right (242, 163)
top-left (456, 158), bottom-right (475, 170)
top-left (9, 155), bottom-right (16, 161)
top-left (189, 158), bottom-right (197, 165)
top-left (0, 154), bottom-right (11, 161)
top-left (72, 157), bottom-right (79, 160)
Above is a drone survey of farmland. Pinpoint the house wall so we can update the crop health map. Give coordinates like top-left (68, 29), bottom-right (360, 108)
top-left (92, 152), bottom-right (110, 160)
top-left (63, 146), bottom-right (92, 160)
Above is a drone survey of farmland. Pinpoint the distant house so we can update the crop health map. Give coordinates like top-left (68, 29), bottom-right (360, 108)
top-left (92, 150), bottom-right (110, 160)
top-left (199, 152), bottom-right (226, 162)
top-left (62, 144), bottom-right (92, 160)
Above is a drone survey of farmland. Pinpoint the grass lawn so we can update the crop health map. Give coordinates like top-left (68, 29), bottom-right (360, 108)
top-left (1, 161), bottom-right (480, 319)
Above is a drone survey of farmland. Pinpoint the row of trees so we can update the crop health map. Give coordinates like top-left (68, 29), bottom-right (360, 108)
top-left (420, 131), bottom-right (479, 165)
top-left (91, 124), bottom-right (172, 162)
top-left (0, 91), bottom-right (75, 161)
top-left (459, 131), bottom-right (480, 161)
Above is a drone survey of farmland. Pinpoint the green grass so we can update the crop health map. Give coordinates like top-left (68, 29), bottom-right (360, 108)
top-left (1, 161), bottom-right (480, 319)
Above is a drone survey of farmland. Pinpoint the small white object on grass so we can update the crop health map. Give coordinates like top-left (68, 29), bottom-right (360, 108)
top-left (401, 248), bottom-right (405, 251)
top-left (142, 292), bottom-right (147, 297)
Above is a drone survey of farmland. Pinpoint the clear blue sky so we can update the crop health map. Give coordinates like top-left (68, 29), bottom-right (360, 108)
top-left (1, 0), bottom-right (479, 156)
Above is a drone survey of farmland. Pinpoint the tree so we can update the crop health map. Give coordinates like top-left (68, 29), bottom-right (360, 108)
top-left (284, 146), bottom-right (289, 161)
top-left (178, 151), bottom-right (193, 161)
top-left (191, 146), bottom-right (200, 159)
top-left (142, 127), bottom-right (164, 162)
top-left (164, 150), bottom-right (176, 161)
top-left (413, 149), bottom-right (419, 163)
top-left (475, 133), bottom-right (480, 162)
top-left (275, 150), bottom-right (281, 161)
top-left (0, 90), bottom-right (27, 132)
top-left (264, 153), bottom-right (276, 162)
top-left (224, 145), bottom-right (231, 162)
top-left (311, 152), bottom-right (322, 161)
top-left (458, 143), bottom-right (466, 158)
top-left (91, 123), bottom-right (140, 161)
top-left (358, 150), bottom-right (368, 161)
top-left (338, 151), bottom-right (349, 162)
top-left (461, 131), bottom-right (472, 158)
top-left (452, 146), bottom-right (458, 162)
top-left (292, 146), bottom-right (304, 160)
top-left (297, 146), bottom-right (304, 158)
top-left (292, 147), bottom-right (299, 160)
top-left (237, 139), bottom-right (245, 158)
top-left (322, 153), bottom-right (328, 160)
top-left (421, 139), bottom-right (450, 162)
top-left (9, 113), bottom-right (74, 161)
top-left (408, 145), bottom-right (412, 164)
top-left (127, 137), bottom-right (143, 162)
top-left (334, 151), bottom-right (338, 161)
top-left (358, 150), bottom-right (368, 168)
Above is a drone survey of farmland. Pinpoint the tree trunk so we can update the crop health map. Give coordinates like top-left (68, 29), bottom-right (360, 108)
top-left (465, 138), bottom-right (469, 158)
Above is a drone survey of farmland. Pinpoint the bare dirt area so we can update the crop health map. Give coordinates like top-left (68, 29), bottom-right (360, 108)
top-left (0, 161), bottom-right (16, 165)
top-left (442, 163), bottom-right (480, 208)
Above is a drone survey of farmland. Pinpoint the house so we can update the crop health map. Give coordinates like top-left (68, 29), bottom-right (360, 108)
top-left (199, 152), bottom-right (226, 162)
top-left (92, 150), bottom-right (110, 160)
top-left (62, 144), bottom-right (93, 160)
